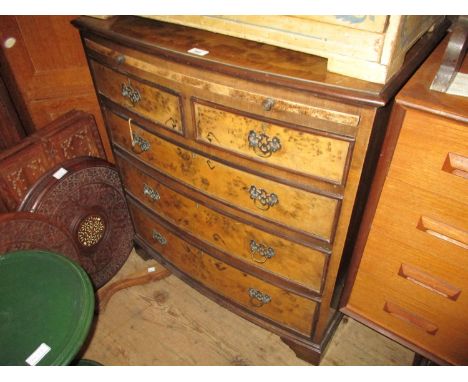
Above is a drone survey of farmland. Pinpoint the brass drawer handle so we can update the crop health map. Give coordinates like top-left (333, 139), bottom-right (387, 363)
top-left (121, 81), bottom-right (141, 105)
top-left (248, 288), bottom-right (271, 307)
top-left (131, 133), bottom-right (151, 153)
top-left (248, 130), bottom-right (282, 158)
top-left (248, 185), bottom-right (279, 210)
top-left (262, 97), bottom-right (275, 111)
top-left (143, 184), bottom-right (160, 202)
top-left (250, 240), bottom-right (275, 264)
top-left (152, 230), bottom-right (167, 246)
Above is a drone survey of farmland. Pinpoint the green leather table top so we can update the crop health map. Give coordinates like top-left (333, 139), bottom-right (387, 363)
top-left (0, 250), bottom-right (94, 366)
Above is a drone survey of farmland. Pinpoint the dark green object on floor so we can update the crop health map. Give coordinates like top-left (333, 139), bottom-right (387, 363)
top-left (74, 358), bottom-right (102, 366)
top-left (0, 250), bottom-right (95, 366)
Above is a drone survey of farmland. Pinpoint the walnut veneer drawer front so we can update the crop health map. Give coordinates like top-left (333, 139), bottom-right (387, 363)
top-left (107, 110), bottom-right (339, 242)
top-left (116, 154), bottom-right (327, 294)
top-left (194, 102), bottom-right (353, 185)
top-left (90, 61), bottom-right (183, 133)
top-left (130, 201), bottom-right (317, 336)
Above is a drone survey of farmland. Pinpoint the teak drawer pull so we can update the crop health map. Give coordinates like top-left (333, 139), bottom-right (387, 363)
top-left (143, 184), bottom-right (160, 202)
top-left (417, 216), bottom-right (468, 250)
top-left (442, 152), bottom-right (468, 179)
top-left (247, 130), bottom-right (282, 158)
top-left (152, 230), bottom-right (168, 246)
top-left (248, 185), bottom-right (279, 211)
top-left (398, 264), bottom-right (461, 301)
top-left (383, 301), bottom-right (439, 335)
top-left (250, 239), bottom-right (276, 264)
top-left (121, 81), bottom-right (141, 106)
top-left (248, 288), bottom-right (271, 307)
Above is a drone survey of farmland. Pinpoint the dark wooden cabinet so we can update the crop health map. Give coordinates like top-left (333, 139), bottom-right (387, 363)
top-left (0, 110), bottom-right (105, 212)
top-left (0, 73), bottom-right (26, 150)
top-left (0, 16), bottom-right (113, 159)
top-left (74, 15), bottom-right (447, 364)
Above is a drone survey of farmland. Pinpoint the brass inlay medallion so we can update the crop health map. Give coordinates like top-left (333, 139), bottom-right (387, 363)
top-left (77, 215), bottom-right (106, 247)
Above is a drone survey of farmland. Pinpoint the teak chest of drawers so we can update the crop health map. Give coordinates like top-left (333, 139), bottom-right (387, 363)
top-left (342, 34), bottom-right (468, 365)
top-left (74, 16), bottom-right (447, 364)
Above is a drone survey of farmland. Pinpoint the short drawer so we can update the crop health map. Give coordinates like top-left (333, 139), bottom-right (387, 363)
top-left (130, 201), bottom-right (318, 336)
top-left (90, 60), bottom-right (183, 133)
top-left (107, 109), bottom-right (339, 242)
top-left (194, 101), bottom-right (353, 185)
top-left (116, 154), bottom-right (327, 294)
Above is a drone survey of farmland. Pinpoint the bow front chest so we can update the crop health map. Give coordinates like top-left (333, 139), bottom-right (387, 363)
top-left (74, 15), bottom-right (447, 363)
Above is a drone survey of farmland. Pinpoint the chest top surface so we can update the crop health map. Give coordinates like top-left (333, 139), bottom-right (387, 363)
top-left (73, 15), bottom-right (448, 107)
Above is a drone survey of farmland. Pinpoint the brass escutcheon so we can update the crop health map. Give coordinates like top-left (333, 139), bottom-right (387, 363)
top-left (248, 288), bottom-right (271, 307)
top-left (152, 229), bottom-right (167, 246)
top-left (248, 185), bottom-right (279, 210)
top-left (250, 240), bottom-right (276, 264)
top-left (143, 184), bottom-right (160, 202)
top-left (121, 81), bottom-right (141, 105)
top-left (248, 130), bottom-right (281, 158)
top-left (131, 133), bottom-right (151, 154)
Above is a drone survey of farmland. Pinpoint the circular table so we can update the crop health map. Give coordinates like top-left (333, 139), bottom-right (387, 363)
top-left (19, 156), bottom-right (134, 289)
top-left (0, 250), bottom-right (94, 365)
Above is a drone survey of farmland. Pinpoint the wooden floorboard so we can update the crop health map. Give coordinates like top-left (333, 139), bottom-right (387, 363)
top-left (81, 250), bottom-right (415, 366)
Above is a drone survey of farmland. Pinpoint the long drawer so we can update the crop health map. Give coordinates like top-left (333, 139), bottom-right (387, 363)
top-left (372, 177), bottom-right (468, 272)
top-left (106, 109), bottom-right (340, 242)
top-left (193, 101), bottom-right (353, 185)
top-left (91, 60), bottom-right (184, 134)
top-left (116, 153), bottom-right (328, 294)
top-left (351, 220), bottom-right (468, 317)
top-left (388, 109), bottom-right (468, 203)
top-left (130, 200), bottom-right (318, 336)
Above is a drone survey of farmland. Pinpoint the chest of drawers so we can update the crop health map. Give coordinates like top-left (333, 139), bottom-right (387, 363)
top-left (74, 16), bottom-right (446, 364)
top-left (341, 34), bottom-right (468, 365)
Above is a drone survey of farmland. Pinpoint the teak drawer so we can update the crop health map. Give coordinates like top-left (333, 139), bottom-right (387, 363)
top-left (90, 60), bottom-right (183, 134)
top-left (106, 110), bottom-right (340, 242)
top-left (116, 154), bottom-right (327, 294)
top-left (193, 101), bottom-right (353, 185)
top-left (347, 272), bottom-right (468, 365)
top-left (351, 220), bottom-right (468, 317)
top-left (388, 109), bottom-right (468, 202)
top-left (373, 177), bottom-right (468, 270)
top-left (130, 200), bottom-right (318, 336)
